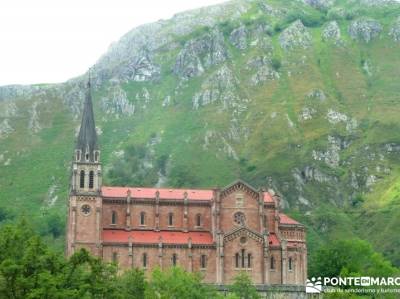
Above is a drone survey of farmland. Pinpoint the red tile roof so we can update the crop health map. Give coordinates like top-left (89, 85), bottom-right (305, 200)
top-left (102, 186), bottom-right (213, 201)
top-left (268, 233), bottom-right (280, 246)
top-left (263, 192), bottom-right (274, 203)
top-left (279, 213), bottom-right (300, 225)
top-left (102, 230), bottom-right (214, 245)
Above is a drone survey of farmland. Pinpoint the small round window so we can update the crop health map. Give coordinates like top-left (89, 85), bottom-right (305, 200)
top-left (81, 204), bottom-right (91, 216)
top-left (234, 212), bottom-right (245, 226)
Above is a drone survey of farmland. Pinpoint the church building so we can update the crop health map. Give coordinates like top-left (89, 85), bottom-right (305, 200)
top-left (66, 80), bottom-right (307, 286)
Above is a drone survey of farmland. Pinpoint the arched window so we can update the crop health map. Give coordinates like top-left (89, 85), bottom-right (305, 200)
top-left (80, 170), bottom-right (85, 188)
top-left (85, 152), bottom-right (89, 161)
top-left (143, 253), bottom-right (147, 268)
top-left (247, 253), bottom-right (252, 268)
top-left (168, 212), bottom-right (173, 226)
top-left (241, 249), bottom-right (245, 268)
top-left (270, 256), bottom-right (275, 270)
top-left (76, 150), bottom-right (81, 161)
top-left (289, 257), bottom-right (293, 271)
top-left (235, 253), bottom-right (240, 268)
top-left (94, 151), bottom-right (99, 162)
top-left (200, 255), bottom-right (207, 269)
top-left (89, 171), bottom-right (94, 189)
top-left (140, 212), bottom-right (146, 225)
top-left (111, 211), bottom-right (117, 225)
top-left (196, 214), bottom-right (201, 227)
top-left (172, 253), bottom-right (177, 266)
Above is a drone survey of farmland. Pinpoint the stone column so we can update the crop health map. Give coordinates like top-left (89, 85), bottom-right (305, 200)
top-left (183, 192), bottom-right (188, 232)
top-left (70, 203), bottom-right (77, 255)
top-left (211, 194), bottom-right (216, 240)
top-left (188, 237), bottom-right (193, 272)
top-left (72, 167), bottom-right (77, 191)
top-left (281, 240), bottom-right (287, 284)
top-left (258, 189), bottom-right (266, 233)
top-left (128, 236), bottom-right (134, 268)
top-left (158, 237), bottom-right (163, 270)
top-left (216, 232), bottom-right (224, 284)
top-left (155, 191), bottom-right (160, 231)
top-left (263, 233), bottom-right (270, 284)
top-left (126, 190), bottom-right (131, 230)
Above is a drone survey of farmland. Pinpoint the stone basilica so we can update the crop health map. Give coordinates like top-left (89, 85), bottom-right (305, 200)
top-left (66, 80), bottom-right (307, 286)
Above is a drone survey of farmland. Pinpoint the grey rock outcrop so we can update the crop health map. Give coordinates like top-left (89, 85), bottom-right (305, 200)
top-left (304, 0), bottom-right (334, 10)
top-left (322, 21), bottom-right (342, 44)
top-left (101, 85), bottom-right (135, 117)
top-left (174, 29), bottom-right (227, 79)
top-left (0, 119), bottom-right (14, 139)
top-left (349, 18), bottom-right (382, 43)
top-left (307, 89), bottom-right (326, 101)
top-left (299, 107), bottom-right (317, 121)
top-left (279, 20), bottom-right (312, 51)
top-left (28, 102), bottom-right (41, 133)
top-left (326, 109), bottom-right (358, 132)
top-left (120, 51), bottom-right (160, 82)
top-left (389, 17), bottom-right (400, 42)
top-left (0, 102), bottom-right (18, 117)
top-left (247, 56), bottom-right (280, 85)
top-left (230, 25), bottom-right (248, 50)
top-left (250, 65), bottom-right (280, 85)
top-left (312, 135), bottom-right (351, 168)
top-left (192, 65), bottom-right (238, 109)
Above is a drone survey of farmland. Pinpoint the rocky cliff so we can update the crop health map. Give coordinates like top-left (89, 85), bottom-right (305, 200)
top-left (1, 0), bottom-right (400, 265)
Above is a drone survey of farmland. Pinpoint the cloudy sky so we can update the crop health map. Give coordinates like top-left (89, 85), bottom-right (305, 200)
top-left (0, 0), bottom-right (226, 86)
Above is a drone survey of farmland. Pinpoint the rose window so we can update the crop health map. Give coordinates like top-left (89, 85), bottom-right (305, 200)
top-left (234, 212), bottom-right (245, 226)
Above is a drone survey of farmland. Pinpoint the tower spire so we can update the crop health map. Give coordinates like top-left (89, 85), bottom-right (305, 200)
top-left (76, 69), bottom-right (98, 162)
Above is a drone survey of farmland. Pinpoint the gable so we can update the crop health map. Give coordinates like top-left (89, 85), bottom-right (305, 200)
top-left (223, 227), bottom-right (264, 244)
top-left (220, 179), bottom-right (260, 201)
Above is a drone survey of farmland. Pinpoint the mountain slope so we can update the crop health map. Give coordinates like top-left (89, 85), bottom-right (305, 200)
top-left (1, 0), bottom-right (400, 265)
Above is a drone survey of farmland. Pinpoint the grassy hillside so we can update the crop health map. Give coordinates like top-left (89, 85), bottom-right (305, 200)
top-left (0, 0), bottom-right (400, 267)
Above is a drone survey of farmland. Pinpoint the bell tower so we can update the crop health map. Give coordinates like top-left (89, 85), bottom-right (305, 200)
top-left (66, 74), bottom-right (103, 257)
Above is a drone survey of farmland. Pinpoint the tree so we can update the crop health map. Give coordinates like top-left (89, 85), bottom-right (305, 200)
top-left (116, 268), bottom-right (147, 299)
top-left (146, 267), bottom-right (220, 299)
top-left (229, 272), bottom-right (260, 299)
top-left (310, 238), bottom-right (398, 278)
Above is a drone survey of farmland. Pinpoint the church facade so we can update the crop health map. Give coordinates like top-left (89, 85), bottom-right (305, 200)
top-left (66, 81), bottom-right (307, 286)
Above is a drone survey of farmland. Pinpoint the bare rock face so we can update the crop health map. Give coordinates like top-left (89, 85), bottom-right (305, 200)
top-left (279, 20), bottom-right (312, 51)
top-left (0, 102), bottom-right (18, 117)
top-left (101, 85), bottom-right (135, 117)
top-left (192, 65), bottom-right (238, 109)
top-left (0, 119), bottom-right (14, 139)
top-left (247, 56), bottom-right (280, 86)
top-left (304, 0), bottom-right (334, 10)
top-left (230, 25), bottom-right (248, 50)
top-left (299, 107), bottom-right (317, 121)
top-left (389, 16), bottom-right (400, 42)
top-left (120, 51), bottom-right (160, 82)
top-left (173, 29), bottom-right (227, 79)
top-left (28, 102), bottom-right (41, 133)
top-left (307, 89), bottom-right (327, 101)
top-left (322, 21), bottom-right (342, 44)
top-left (349, 18), bottom-right (382, 43)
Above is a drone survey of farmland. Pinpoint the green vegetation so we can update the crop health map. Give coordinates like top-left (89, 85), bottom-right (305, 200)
top-left (1, 0), bottom-right (400, 284)
top-left (0, 221), bottom-right (260, 298)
